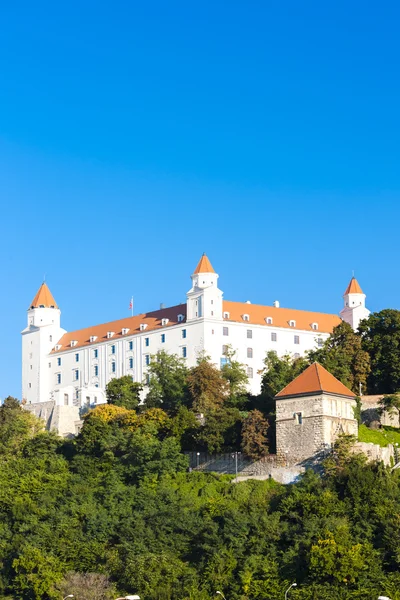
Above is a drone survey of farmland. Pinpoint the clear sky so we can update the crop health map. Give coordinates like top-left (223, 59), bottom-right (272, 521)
top-left (0, 1), bottom-right (399, 399)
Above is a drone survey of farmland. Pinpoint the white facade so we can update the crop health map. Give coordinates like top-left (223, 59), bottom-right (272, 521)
top-left (22, 257), bottom-right (368, 407)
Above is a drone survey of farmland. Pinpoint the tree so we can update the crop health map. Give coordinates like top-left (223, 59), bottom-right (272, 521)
top-left (220, 346), bottom-right (249, 409)
top-left (194, 407), bottom-right (242, 453)
top-left (260, 351), bottom-right (308, 407)
top-left (106, 376), bottom-right (142, 410)
top-left (187, 357), bottom-right (228, 413)
top-left (359, 309), bottom-right (400, 393)
top-left (308, 321), bottom-right (370, 394)
top-left (378, 393), bottom-right (400, 427)
top-left (241, 410), bottom-right (269, 459)
top-left (13, 546), bottom-right (64, 600)
top-left (144, 350), bottom-right (189, 414)
top-left (58, 572), bottom-right (115, 600)
top-left (0, 396), bottom-right (43, 454)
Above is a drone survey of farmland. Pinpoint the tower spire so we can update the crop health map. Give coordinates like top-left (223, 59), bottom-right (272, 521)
top-left (29, 282), bottom-right (58, 309)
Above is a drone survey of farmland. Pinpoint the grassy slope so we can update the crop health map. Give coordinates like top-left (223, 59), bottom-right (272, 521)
top-left (358, 424), bottom-right (400, 447)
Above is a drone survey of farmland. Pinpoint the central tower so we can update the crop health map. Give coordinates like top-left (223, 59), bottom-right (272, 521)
top-left (186, 254), bottom-right (223, 321)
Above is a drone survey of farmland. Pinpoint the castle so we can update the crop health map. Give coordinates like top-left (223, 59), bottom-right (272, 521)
top-left (22, 254), bottom-right (369, 416)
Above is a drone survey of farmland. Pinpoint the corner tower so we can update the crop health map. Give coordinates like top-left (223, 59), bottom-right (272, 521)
top-left (275, 363), bottom-right (357, 464)
top-left (22, 283), bottom-right (66, 404)
top-left (340, 277), bottom-right (370, 330)
top-left (186, 254), bottom-right (223, 321)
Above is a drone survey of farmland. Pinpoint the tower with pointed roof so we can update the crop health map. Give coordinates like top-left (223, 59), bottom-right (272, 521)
top-left (275, 363), bottom-right (358, 464)
top-left (186, 253), bottom-right (223, 322)
top-left (340, 276), bottom-right (370, 330)
top-left (21, 283), bottom-right (66, 405)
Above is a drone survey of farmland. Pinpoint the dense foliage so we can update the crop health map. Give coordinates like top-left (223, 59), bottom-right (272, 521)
top-left (3, 308), bottom-right (400, 599)
top-left (1, 395), bottom-right (400, 600)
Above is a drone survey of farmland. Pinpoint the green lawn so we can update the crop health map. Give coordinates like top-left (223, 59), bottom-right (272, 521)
top-left (358, 424), bottom-right (400, 447)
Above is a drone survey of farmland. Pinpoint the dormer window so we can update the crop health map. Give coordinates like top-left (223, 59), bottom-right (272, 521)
top-left (107, 331), bottom-right (114, 339)
top-left (311, 322), bottom-right (318, 331)
top-left (177, 314), bottom-right (184, 322)
top-left (289, 320), bottom-right (296, 328)
top-left (55, 344), bottom-right (61, 351)
top-left (242, 314), bottom-right (250, 322)
top-left (121, 328), bottom-right (130, 335)
top-left (265, 317), bottom-right (273, 325)
top-left (70, 340), bottom-right (78, 347)
top-left (90, 335), bottom-right (97, 343)
top-left (39, 304), bottom-right (45, 308)
top-left (140, 323), bottom-right (148, 331)
top-left (223, 312), bottom-right (230, 319)
top-left (161, 318), bottom-right (169, 326)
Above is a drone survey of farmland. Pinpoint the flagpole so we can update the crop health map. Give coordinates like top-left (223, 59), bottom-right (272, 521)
top-left (131, 296), bottom-right (134, 317)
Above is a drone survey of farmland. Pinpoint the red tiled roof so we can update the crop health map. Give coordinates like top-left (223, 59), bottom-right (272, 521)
top-left (223, 301), bottom-right (341, 334)
top-left (276, 362), bottom-right (355, 398)
top-left (344, 277), bottom-right (363, 295)
top-left (193, 253), bottom-right (215, 274)
top-left (52, 304), bottom-right (187, 353)
top-left (30, 283), bottom-right (58, 309)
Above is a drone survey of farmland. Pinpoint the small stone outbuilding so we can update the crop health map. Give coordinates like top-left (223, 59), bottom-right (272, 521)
top-left (275, 362), bottom-right (358, 464)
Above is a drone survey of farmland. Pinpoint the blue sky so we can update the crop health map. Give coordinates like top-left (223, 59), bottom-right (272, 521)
top-left (0, 1), bottom-right (399, 399)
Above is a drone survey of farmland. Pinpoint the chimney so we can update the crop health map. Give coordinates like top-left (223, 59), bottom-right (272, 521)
top-left (273, 300), bottom-right (280, 308)
top-left (160, 303), bottom-right (165, 309)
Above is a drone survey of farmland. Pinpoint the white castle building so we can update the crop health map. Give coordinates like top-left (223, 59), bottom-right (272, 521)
top-left (22, 254), bottom-right (369, 413)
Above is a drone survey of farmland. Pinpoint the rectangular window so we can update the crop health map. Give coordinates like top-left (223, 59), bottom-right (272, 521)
top-left (94, 365), bottom-right (99, 376)
top-left (223, 326), bottom-right (229, 336)
top-left (75, 353), bottom-right (79, 362)
top-left (295, 412), bottom-right (303, 425)
top-left (247, 347), bottom-right (253, 358)
top-left (145, 354), bottom-right (150, 366)
top-left (247, 366), bottom-right (253, 378)
top-left (111, 345), bottom-right (116, 354)
top-left (111, 362), bottom-right (116, 373)
top-left (129, 357), bottom-right (133, 369)
top-left (294, 335), bottom-right (300, 344)
top-left (75, 369), bottom-right (79, 381)
top-left (317, 338), bottom-right (323, 348)
top-left (57, 373), bottom-right (61, 384)
top-left (57, 357), bottom-right (61, 366)
top-left (145, 337), bottom-right (149, 347)
top-left (129, 341), bottom-right (133, 351)
top-left (182, 329), bottom-right (187, 339)
top-left (247, 329), bottom-right (252, 339)
top-left (271, 332), bottom-right (277, 342)
top-left (182, 347), bottom-right (187, 358)
top-left (222, 344), bottom-right (228, 355)
top-left (94, 349), bottom-right (98, 359)
top-left (161, 333), bottom-right (165, 343)
top-left (146, 374), bottom-right (150, 385)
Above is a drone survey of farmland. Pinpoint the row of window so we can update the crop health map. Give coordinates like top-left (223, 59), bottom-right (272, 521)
top-left (56, 348), bottom-right (188, 385)
top-left (56, 330), bottom-right (189, 365)
top-left (223, 336), bottom-right (323, 352)
top-left (223, 312), bottom-right (320, 331)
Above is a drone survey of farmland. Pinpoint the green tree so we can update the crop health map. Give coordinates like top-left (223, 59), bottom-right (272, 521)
top-left (106, 376), bottom-right (142, 410)
top-left (241, 410), bottom-right (269, 459)
top-left (359, 309), bottom-right (400, 393)
top-left (13, 546), bottom-right (64, 599)
top-left (195, 408), bottom-right (242, 453)
top-left (220, 346), bottom-right (249, 409)
top-left (378, 393), bottom-right (400, 427)
top-left (0, 396), bottom-right (43, 454)
top-left (144, 350), bottom-right (189, 414)
top-left (308, 321), bottom-right (370, 394)
top-left (260, 351), bottom-right (308, 407)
